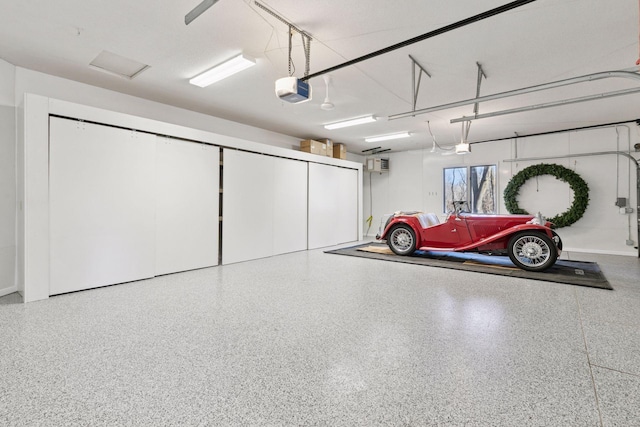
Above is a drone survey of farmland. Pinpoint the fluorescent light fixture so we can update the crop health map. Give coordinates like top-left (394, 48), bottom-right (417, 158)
top-left (190, 54), bottom-right (256, 87)
top-left (455, 142), bottom-right (471, 154)
top-left (324, 115), bottom-right (377, 130)
top-left (365, 132), bottom-right (411, 143)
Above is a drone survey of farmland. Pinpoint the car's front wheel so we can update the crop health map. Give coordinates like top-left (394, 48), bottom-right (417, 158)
top-left (507, 231), bottom-right (558, 272)
top-left (387, 225), bottom-right (416, 256)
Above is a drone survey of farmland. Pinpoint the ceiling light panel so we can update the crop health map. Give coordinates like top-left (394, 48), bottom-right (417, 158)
top-left (324, 115), bottom-right (377, 130)
top-left (365, 132), bottom-right (411, 143)
top-left (89, 51), bottom-right (149, 79)
top-left (189, 54), bottom-right (256, 87)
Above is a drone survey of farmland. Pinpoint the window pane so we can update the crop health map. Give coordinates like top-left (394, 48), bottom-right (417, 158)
top-left (443, 167), bottom-right (467, 213)
top-left (470, 165), bottom-right (497, 213)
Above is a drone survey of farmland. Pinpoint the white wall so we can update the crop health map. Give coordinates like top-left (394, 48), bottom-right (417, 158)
top-left (12, 66), bottom-right (365, 162)
top-left (0, 59), bottom-right (16, 297)
top-left (14, 67), bottom-right (301, 151)
top-left (364, 126), bottom-right (640, 256)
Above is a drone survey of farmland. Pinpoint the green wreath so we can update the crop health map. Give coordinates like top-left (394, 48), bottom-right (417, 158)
top-left (504, 163), bottom-right (589, 228)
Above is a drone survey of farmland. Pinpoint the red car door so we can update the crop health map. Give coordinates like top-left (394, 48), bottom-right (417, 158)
top-left (419, 215), bottom-right (472, 249)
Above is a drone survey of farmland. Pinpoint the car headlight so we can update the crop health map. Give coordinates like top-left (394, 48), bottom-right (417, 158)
top-left (527, 211), bottom-right (546, 226)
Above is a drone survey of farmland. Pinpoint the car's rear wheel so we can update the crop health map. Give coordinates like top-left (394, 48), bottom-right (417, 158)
top-left (387, 225), bottom-right (416, 256)
top-left (507, 231), bottom-right (557, 272)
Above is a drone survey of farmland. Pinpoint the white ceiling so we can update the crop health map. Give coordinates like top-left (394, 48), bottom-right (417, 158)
top-left (1, 0), bottom-right (639, 154)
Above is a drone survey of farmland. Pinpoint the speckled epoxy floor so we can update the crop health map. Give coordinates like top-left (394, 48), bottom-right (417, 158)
top-left (1, 246), bottom-right (639, 426)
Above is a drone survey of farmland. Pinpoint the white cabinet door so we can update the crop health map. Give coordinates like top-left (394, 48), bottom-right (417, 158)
top-left (272, 157), bottom-right (308, 255)
top-left (222, 150), bottom-right (309, 264)
top-left (155, 137), bottom-right (219, 275)
top-left (222, 150), bottom-right (275, 264)
top-left (49, 118), bottom-right (156, 295)
top-left (308, 163), bottom-right (358, 249)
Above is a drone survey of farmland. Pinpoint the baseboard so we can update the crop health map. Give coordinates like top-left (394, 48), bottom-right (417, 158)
top-left (0, 285), bottom-right (18, 298)
top-left (563, 247), bottom-right (638, 257)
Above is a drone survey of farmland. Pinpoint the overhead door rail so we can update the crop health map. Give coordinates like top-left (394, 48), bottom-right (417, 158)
top-left (299, 0), bottom-right (537, 82)
top-left (388, 68), bottom-right (640, 121)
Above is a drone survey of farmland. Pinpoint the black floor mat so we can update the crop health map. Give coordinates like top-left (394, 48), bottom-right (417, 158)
top-left (325, 243), bottom-right (612, 290)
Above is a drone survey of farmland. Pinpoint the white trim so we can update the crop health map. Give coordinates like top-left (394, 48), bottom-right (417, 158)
top-left (563, 248), bottom-right (638, 257)
top-left (49, 99), bottom-right (361, 169)
top-left (0, 286), bottom-right (17, 298)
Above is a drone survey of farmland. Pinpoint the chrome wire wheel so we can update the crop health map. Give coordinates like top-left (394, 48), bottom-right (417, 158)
top-left (507, 232), bottom-right (557, 272)
top-left (388, 225), bottom-right (416, 256)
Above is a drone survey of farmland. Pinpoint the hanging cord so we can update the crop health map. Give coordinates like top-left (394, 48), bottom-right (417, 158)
top-left (637, 0), bottom-right (640, 65)
top-left (253, 2), bottom-right (311, 78)
top-left (616, 125), bottom-right (634, 243)
top-left (302, 33), bottom-right (311, 77)
top-left (366, 172), bottom-right (373, 236)
top-left (287, 27), bottom-right (295, 76)
top-left (427, 121), bottom-right (454, 152)
top-left (284, 25), bottom-right (312, 78)
top-left (615, 126), bottom-right (621, 200)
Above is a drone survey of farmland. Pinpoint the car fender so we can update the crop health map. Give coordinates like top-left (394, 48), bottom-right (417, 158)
top-left (443, 223), bottom-right (554, 252)
top-left (377, 217), bottom-right (422, 244)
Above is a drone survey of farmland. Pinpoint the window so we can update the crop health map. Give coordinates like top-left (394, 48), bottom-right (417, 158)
top-left (443, 167), bottom-right (467, 213)
top-left (443, 165), bottom-right (496, 213)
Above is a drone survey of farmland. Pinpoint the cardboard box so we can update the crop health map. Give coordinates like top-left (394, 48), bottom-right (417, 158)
top-left (317, 138), bottom-right (333, 157)
top-left (300, 139), bottom-right (326, 156)
top-left (333, 143), bottom-right (347, 159)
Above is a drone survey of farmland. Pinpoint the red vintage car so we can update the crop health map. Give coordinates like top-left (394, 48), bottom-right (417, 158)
top-left (376, 204), bottom-right (562, 272)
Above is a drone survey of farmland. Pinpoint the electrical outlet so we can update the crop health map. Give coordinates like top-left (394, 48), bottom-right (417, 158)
top-left (626, 239), bottom-right (635, 246)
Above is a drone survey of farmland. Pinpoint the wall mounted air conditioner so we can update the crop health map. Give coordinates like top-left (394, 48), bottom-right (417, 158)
top-left (366, 158), bottom-right (389, 173)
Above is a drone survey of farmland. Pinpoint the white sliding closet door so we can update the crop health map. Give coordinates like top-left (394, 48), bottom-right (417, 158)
top-left (222, 150), bottom-right (307, 264)
top-left (155, 137), bottom-right (219, 275)
top-left (308, 163), bottom-right (358, 249)
top-left (223, 150), bottom-right (274, 264)
top-left (49, 118), bottom-right (156, 295)
top-left (272, 156), bottom-right (307, 255)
